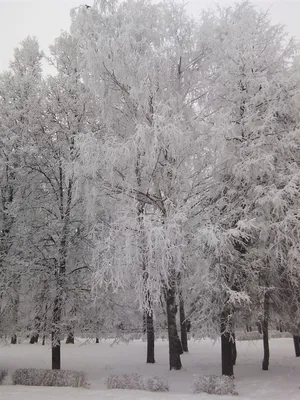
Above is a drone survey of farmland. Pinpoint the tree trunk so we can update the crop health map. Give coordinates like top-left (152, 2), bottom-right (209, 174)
top-left (52, 332), bottom-right (61, 370)
top-left (96, 338), bottom-right (99, 344)
top-left (143, 311), bottom-right (147, 335)
top-left (137, 205), bottom-right (155, 364)
top-left (165, 273), bottom-right (182, 370)
top-left (42, 335), bottom-right (45, 345)
top-left (221, 311), bottom-right (234, 376)
top-left (11, 335), bottom-right (17, 344)
top-left (52, 296), bottom-right (62, 370)
top-left (256, 321), bottom-right (262, 334)
top-left (51, 167), bottom-right (72, 369)
top-left (186, 319), bottom-right (191, 333)
top-left (258, 323), bottom-right (262, 334)
top-left (30, 334), bottom-right (39, 344)
top-left (146, 311), bottom-right (155, 363)
top-left (179, 297), bottom-right (188, 352)
top-left (66, 332), bottom-right (74, 344)
top-left (293, 335), bottom-right (300, 357)
top-left (231, 333), bottom-right (237, 365)
top-left (262, 291), bottom-right (270, 371)
top-left (178, 273), bottom-right (188, 352)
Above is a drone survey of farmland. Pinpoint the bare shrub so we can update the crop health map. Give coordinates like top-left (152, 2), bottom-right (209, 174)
top-left (107, 373), bottom-right (143, 390)
top-left (107, 373), bottom-right (169, 392)
top-left (0, 370), bottom-right (7, 384)
top-left (12, 368), bottom-right (88, 388)
top-left (143, 376), bottom-right (169, 392)
top-left (193, 375), bottom-right (238, 396)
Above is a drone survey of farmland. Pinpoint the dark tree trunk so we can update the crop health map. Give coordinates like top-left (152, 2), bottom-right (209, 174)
top-left (179, 299), bottom-right (188, 352)
top-left (146, 311), bottom-right (155, 363)
top-left (137, 205), bottom-right (155, 364)
top-left (52, 332), bottom-right (61, 370)
top-left (52, 296), bottom-right (62, 370)
top-left (143, 311), bottom-right (147, 335)
top-left (186, 319), bottom-right (191, 333)
top-left (66, 332), bottom-right (74, 344)
top-left (42, 335), bottom-right (45, 345)
top-left (256, 321), bottom-right (262, 334)
top-left (30, 334), bottom-right (39, 344)
top-left (262, 291), bottom-right (270, 371)
top-left (178, 273), bottom-right (188, 352)
top-left (231, 333), bottom-right (237, 365)
top-left (51, 167), bottom-right (72, 370)
top-left (165, 273), bottom-right (182, 370)
top-left (11, 335), bottom-right (17, 344)
top-left (221, 311), bottom-right (234, 376)
top-left (96, 338), bottom-right (99, 344)
top-left (293, 335), bottom-right (300, 357)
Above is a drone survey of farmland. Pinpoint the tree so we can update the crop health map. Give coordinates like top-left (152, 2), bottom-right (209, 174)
top-left (17, 32), bottom-right (95, 369)
top-left (0, 37), bottom-right (43, 343)
top-left (70, 0), bottom-right (207, 370)
top-left (192, 0), bottom-right (300, 375)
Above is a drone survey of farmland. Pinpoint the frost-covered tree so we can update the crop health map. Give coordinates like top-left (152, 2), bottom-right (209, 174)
top-left (0, 37), bottom-right (43, 343)
top-left (191, 1), bottom-right (300, 375)
top-left (16, 32), bottom-right (96, 369)
top-left (70, 0), bottom-right (210, 370)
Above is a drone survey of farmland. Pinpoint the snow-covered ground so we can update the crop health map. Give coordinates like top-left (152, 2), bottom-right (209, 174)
top-left (1, 337), bottom-right (300, 399)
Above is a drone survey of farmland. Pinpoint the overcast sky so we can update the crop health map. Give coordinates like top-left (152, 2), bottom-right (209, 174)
top-left (0, 0), bottom-right (299, 73)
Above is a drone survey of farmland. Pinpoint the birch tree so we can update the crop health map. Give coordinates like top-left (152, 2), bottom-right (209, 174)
top-left (0, 37), bottom-right (43, 343)
top-left (70, 0), bottom-right (209, 370)
top-left (191, 0), bottom-right (300, 375)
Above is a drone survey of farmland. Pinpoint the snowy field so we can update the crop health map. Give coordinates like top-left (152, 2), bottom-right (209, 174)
top-left (1, 338), bottom-right (300, 399)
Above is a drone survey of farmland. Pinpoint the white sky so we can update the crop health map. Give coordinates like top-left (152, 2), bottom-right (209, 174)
top-left (0, 0), bottom-right (299, 73)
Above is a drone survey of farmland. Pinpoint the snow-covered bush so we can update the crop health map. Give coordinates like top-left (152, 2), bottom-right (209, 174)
top-left (12, 368), bottom-right (88, 388)
top-left (0, 370), bottom-right (7, 384)
top-left (193, 375), bottom-right (238, 396)
top-left (107, 373), bottom-right (169, 392)
top-left (107, 373), bottom-right (143, 390)
top-left (143, 376), bottom-right (169, 392)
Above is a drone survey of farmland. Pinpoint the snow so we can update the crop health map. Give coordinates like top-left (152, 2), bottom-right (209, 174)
top-left (1, 338), bottom-right (300, 399)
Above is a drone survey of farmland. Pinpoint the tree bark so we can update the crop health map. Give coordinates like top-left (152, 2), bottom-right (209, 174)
top-left (52, 332), bottom-right (61, 370)
top-left (52, 296), bottom-right (62, 370)
top-left (178, 272), bottom-right (188, 352)
top-left (146, 311), bottom-right (155, 363)
top-left (143, 311), bottom-right (147, 335)
top-left (293, 335), bottom-right (300, 357)
top-left (30, 334), bottom-right (39, 344)
top-left (42, 335), bottom-right (45, 345)
top-left (262, 291), bottom-right (270, 371)
top-left (231, 332), bottom-right (237, 365)
top-left (221, 311), bottom-right (234, 376)
top-left (96, 337), bottom-right (99, 344)
top-left (165, 273), bottom-right (182, 370)
top-left (179, 297), bottom-right (188, 352)
top-left (137, 205), bottom-right (155, 365)
top-left (257, 321), bottom-right (262, 334)
top-left (51, 171), bottom-right (72, 370)
top-left (66, 332), bottom-right (74, 344)
top-left (179, 300), bottom-right (188, 352)
top-left (11, 335), bottom-right (17, 344)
